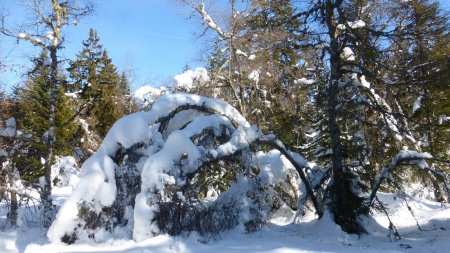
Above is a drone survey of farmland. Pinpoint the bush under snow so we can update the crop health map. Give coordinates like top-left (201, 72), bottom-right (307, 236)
top-left (48, 93), bottom-right (316, 244)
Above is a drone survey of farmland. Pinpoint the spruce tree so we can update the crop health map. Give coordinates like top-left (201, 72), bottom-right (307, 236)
top-left (92, 50), bottom-right (125, 138)
top-left (16, 49), bottom-right (77, 182)
top-left (68, 29), bottom-right (132, 148)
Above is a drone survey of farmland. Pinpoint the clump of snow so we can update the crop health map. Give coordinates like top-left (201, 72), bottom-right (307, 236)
top-left (294, 78), bottom-right (315, 85)
top-left (64, 92), bottom-right (78, 99)
top-left (235, 49), bottom-right (247, 57)
top-left (51, 156), bottom-right (80, 188)
top-left (341, 47), bottom-right (356, 61)
top-left (336, 24), bottom-right (346, 30)
top-left (337, 20), bottom-right (366, 30)
top-left (46, 31), bottom-right (54, 40)
top-left (348, 20), bottom-right (366, 28)
top-left (248, 70), bottom-right (260, 84)
top-left (438, 114), bottom-right (449, 124)
top-left (173, 67), bottom-right (209, 91)
top-left (0, 117), bottom-right (16, 138)
top-left (133, 85), bottom-right (170, 109)
top-left (412, 94), bottom-right (423, 114)
top-left (360, 75), bottom-right (370, 88)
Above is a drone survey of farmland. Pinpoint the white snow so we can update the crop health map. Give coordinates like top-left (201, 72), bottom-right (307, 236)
top-left (360, 75), bottom-right (371, 88)
top-left (348, 20), bottom-right (366, 28)
top-left (342, 47), bottom-right (356, 61)
top-left (173, 67), bottom-right (209, 91)
top-left (2, 190), bottom-right (450, 253)
top-left (235, 49), bottom-right (247, 57)
top-left (248, 70), bottom-right (260, 83)
top-left (18, 32), bottom-right (27, 38)
top-left (337, 20), bottom-right (366, 30)
top-left (438, 114), bottom-right (449, 124)
top-left (337, 24), bottom-right (346, 30)
top-left (64, 92), bottom-right (78, 99)
top-left (46, 31), bottom-right (54, 40)
top-left (51, 156), bottom-right (80, 188)
top-left (0, 118), bottom-right (16, 138)
top-left (294, 78), bottom-right (315, 85)
top-left (412, 95), bottom-right (423, 114)
top-left (134, 85), bottom-right (170, 109)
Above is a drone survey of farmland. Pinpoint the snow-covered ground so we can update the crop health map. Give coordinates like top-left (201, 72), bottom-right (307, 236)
top-left (1, 186), bottom-right (449, 253)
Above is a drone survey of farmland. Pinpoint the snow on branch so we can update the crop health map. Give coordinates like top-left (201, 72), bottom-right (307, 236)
top-left (364, 150), bottom-right (433, 209)
top-left (196, 3), bottom-right (231, 40)
top-left (17, 32), bottom-right (46, 47)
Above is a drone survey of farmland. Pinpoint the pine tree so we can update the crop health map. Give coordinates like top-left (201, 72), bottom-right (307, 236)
top-left (67, 28), bottom-right (103, 100)
top-left (68, 30), bottom-right (133, 146)
top-left (16, 50), bottom-right (77, 182)
top-left (92, 50), bottom-right (126, 138)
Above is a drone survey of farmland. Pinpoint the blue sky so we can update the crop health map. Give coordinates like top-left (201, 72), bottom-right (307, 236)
top-left (0, 0), bottom-right (203, 92)
top-left (1, 0), bottom-right (449, 93)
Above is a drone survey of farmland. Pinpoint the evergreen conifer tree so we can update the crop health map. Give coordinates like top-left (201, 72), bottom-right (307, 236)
top-left (16, 49), bottom-right (77, 182)
top-left (68, 29), bottom-right (133, 149)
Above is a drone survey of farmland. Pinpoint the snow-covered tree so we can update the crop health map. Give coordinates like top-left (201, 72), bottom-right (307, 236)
top-left (48, 93), bottom-right (321, 243)
top-left (293, 0), bottom-right (450, 233)
top-left (68, 29), bottom-right (134, 159)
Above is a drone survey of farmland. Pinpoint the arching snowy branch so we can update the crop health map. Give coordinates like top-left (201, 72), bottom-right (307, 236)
top-left (364, 150), bottom-right (433, 209)
top-left (48, 94), bottom-right (322, 244)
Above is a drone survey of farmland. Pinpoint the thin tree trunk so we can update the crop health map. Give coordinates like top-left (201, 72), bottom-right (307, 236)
top-left (41, 45), bottom-right (58, 227)
top-left (7, 161), bottom-right (18, 226)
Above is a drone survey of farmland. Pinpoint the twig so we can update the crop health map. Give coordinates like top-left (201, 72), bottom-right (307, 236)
top-left (375, 196), bottom-right (401, 241)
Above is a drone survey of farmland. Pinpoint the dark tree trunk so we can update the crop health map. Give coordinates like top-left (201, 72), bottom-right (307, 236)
top-left (323, 0), bottom-right (366, 234)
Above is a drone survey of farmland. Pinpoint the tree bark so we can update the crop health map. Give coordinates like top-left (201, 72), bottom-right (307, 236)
top-left (323, 0), bottom-right (366, 234)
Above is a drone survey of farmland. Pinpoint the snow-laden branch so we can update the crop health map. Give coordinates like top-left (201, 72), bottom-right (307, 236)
top-left (0, 186), bottom-right (38, 201)
top-left (364, 150), bottom-right (433, 209)
top-left (256, 135), bottom-right (323, 217)
top-left (196, 3), bottom-right (231, 40)
top-left (18, 32), bottom-right (46, 47)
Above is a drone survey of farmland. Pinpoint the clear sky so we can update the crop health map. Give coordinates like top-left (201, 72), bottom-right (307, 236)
top-left (0, 0), bottom-right (203, 92)
top-left (1, 0), bottom-right (449, 93)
